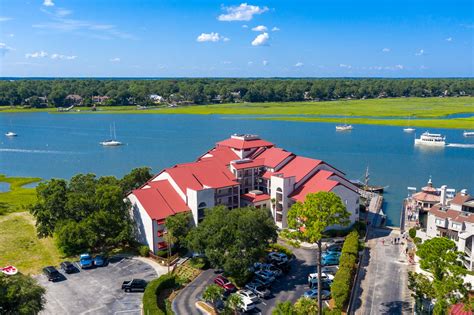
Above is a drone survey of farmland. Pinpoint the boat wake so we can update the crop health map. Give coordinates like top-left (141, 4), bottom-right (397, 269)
top-left (447, 143), bottom-right (474, 149)
top-left (0, 148), bottom-right (76, 154)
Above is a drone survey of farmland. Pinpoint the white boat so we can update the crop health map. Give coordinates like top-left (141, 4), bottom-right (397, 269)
top-left (5, 131), bottom-right (17, 137)
top-left (414, 131), bottom-right (446, 146)
top-left (463, 131), bottom-right (474, 137)
top-left (100, 123), bottom-right (122, 146)
top-left (336, 124), bottom-right (353, 131)
top-left (403, 127), bottom-right (416, 133)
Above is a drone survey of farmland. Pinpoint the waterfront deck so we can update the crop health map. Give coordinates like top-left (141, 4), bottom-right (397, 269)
top-left (361, 189), bottom-right (386, 227)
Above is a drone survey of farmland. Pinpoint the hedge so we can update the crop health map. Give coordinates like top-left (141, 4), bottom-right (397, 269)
top-left (143, 274), bottom-right (178, 315)
top-left (331, 230), bottom-right (360, 311)
top-left (268, 243), bottom-right (293, 257)
top-left (409, 227), bottom-right (417, 239)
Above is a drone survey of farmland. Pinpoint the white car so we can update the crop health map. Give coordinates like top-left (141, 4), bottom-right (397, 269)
top-left (321, 266), bottom-right (339, 275)
top-left (268, 252), bottom-right (289, 263)
top-left (240, 299), bottom-right (256, 312)
top-left (237, 289), bottom-right (259, 303)
top-left (308, 272), bottom-right (334, 283)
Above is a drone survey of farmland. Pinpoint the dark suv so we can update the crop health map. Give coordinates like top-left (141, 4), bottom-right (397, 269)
top-left (122, 279), bottom-right (147, 292)
top-left (43, 266), bottom-right (62, 282)
top-left (60, 261), bottom-right (76, 274)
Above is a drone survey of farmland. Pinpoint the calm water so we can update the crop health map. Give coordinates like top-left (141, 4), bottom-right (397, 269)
top-left (1, 113), bottom-right (473, 226)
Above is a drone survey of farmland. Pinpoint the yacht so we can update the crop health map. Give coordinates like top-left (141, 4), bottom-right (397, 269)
top-left (5, 131), bottom-right (17, 137)
top-left (414, 131), bottom-right (446, 146)
top-left (336, 124), bottom-right (353, 131)
top-left (463, 131), bottom-right (474, 137)
top-left (100, 123), bottom-right (123, 146)
top-left (403, 127), bottom-right (416, 133)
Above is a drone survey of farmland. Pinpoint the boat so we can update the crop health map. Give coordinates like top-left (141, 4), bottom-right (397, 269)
top-left (463, 131), bottom-right (474, 137)
top-left (351, 166), bottom-right (387, 194)
top-left (5, 131), bottom-right (17, 137)
top-left (100, 123), bottom-right (123, 146)
top-left (414, 131), bottom-right (446, 146)
top-left (403, 127), bottom-right (416, 133)
top-left (336, 124), bottom-right (353, 131)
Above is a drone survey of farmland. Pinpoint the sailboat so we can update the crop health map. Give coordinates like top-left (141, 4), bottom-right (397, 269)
top-left (100, 123), bottom-right (123, 146)
top-left (350, 166), bottom-right (387, 194)
top-left (403, 116), bottom-right (415, 133)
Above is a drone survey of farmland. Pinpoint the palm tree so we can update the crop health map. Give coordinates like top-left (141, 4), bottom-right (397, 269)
top-left (225, 293), bottom-right (243, 314)
top-left (202, 284), bottom-right (224, 311)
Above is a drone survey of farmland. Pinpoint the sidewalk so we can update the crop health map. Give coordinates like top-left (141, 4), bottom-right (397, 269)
top-left (134, 256), bottom-right (169, 277)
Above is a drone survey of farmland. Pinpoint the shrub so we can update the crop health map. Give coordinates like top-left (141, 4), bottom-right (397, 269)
top-left (189, 257), bottom-right (209, 270)
top-left (341, 231), bottom-right (359, 256)
top-left (142, 274), bottom-right (178, 315)
top-left (268, 243), bottom-right (293, 257)
top-left (139, 245), bottom-right (150, 257)
top-left (409, 227), bottom-right (417, 240)
top-left (414, 237), bottom-right (422, 245)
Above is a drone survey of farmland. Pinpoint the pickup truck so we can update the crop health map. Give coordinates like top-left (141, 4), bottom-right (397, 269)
top-left (122, 279), bottom-right (147, 292)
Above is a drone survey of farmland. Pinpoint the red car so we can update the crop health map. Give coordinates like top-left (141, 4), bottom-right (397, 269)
top-left (214, 275), bottom-right (236, 292)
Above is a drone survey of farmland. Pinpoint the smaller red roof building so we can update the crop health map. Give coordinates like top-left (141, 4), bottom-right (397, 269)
top-left (216, 137), bottom-right (274, 150)
top-left (255, 147), bottom-right (293, 169)
top-left (277, 156), bottom-right (322, 183)
top-left (241, 192), bottom-right (271, 203)
top-left (289, 170), bottom-right (339, 202)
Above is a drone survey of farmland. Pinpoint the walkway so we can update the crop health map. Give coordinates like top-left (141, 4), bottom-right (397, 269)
top-left (351, 228), bottom-right (413, 315)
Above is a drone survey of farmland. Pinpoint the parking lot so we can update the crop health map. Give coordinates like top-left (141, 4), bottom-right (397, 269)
top-left (172, 244), bottom-right (333, 315)
top-left (36, 257), bottom-right (157, 315)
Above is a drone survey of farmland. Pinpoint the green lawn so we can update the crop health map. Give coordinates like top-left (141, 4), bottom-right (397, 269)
top-left (0, 174), bottom-right (41, 215)
top-left (0, 212), bottom-right (62, 275)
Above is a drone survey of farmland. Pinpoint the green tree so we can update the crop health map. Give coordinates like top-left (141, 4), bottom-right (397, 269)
top-left (164, 212), bottom-right (192, 247)
top-left (202, 284), bottom-right (224, 311)
top-left (272, 301), bottom-right (296, 315)
top-left (0, 273), bottom-right (46, 315)
top-left (294, 297), bottom-right (319, 314)
top-left (224, 293), bottom-right (243, 314)
top-left (287, 192), bottom-right (351, 315)
top-left (186, 206), bottom-right (277, 285)
top-left (120, 167), bottom-right (153, 193)
top-left (409, 237), bottom-right (470, 315)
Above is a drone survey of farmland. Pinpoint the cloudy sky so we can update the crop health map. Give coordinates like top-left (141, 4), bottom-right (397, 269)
top-left (0, 0), bottom-right (472, 77)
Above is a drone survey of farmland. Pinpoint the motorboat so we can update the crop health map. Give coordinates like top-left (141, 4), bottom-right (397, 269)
top-left (414, 131), bottom-right (446, 146)
top-left (5, 131), bottom-right (17, 137)
top-left (336, 124), bottom-right (353, 131)
top-left (463, 131), bottom-right (474, 137)
top-left (403, 127), bottom-right (416, 133)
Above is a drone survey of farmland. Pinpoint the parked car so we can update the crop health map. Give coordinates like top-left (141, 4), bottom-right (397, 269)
top-left (253, 276), bottom-right (273, 288)
top-left (43, 266), bottom-right (62, 281)
top-left (237, 289), bottom-right (259, 303)
top-left (264, 264), bottom-right (283, 277)
top-left (239, 299), bottom-right (256, 312)
top-left (308, 272), bottom-right (334, 283)
top-left (60, 261), bottom-right (76, 274)
top-left (303, 289), bottom-right (331, 300)
top-left (122, 279), bottom-right (147, 292)
top-left (268, 252), bottom-right (289, 263)
top-left (93, 254), bottom-right (107, 267)
top-left (245, 282), bottom-right (271, 299)
top-left (214, 275), bottom-right (236, 293)
top-left (321, 266), bottom-right (339, 275)
top-left (322, 255), bottom-right (340, 266)
top-left (309, 278), bottom-right (332, 290)
top-left (273, 260), bottom-right (291, 273)
top-left (322, 251), bottom-right (341, 259)
top-left (325, 244), bottom-right (342, 254)
top-left (79, 253), bottom-right (93, 269)
top-left (255, 270), bottom-right (275, 283)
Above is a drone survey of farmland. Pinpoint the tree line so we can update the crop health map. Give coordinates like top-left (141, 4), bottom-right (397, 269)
top-left (0, 78), bottom-right (472, 107)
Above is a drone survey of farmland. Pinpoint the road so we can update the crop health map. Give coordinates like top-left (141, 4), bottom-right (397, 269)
top-left (172, 244), bottom-right (320, 315)
top-left (351, 228), bottom-right (413, 315)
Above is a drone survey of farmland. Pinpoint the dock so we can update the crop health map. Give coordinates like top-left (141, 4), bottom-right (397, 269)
top-left (360, 189), bottom-right (385, 227)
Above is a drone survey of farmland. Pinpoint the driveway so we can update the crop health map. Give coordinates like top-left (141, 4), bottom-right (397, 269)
top-left (172, 244), bottom-right (321, 315)
top-left (36, 257), bottom-right (159, 315)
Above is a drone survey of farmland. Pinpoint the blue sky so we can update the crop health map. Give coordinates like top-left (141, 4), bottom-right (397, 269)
top-left (0, 0), bottom-right (472, 77)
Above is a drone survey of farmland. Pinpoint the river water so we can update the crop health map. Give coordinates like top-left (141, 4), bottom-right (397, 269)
top-left (1, 113), bottom-right (473, 226)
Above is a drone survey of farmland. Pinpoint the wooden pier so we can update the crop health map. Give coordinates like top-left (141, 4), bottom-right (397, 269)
top-left (360, 189), bottom-right (385, 227)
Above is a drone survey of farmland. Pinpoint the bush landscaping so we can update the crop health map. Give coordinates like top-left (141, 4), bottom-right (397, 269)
top-left (143, 274), bottom-right (178, 315)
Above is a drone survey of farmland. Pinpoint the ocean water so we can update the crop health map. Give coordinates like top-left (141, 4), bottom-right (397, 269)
top-left (1, 112), bottom-right (473, 226)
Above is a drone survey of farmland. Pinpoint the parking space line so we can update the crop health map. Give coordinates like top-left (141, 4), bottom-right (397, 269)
top-left (114, 309), bottom-right (141, 314)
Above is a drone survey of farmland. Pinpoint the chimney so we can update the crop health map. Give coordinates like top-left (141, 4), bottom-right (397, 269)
top-left (440, 185), bottom-right (447, 206)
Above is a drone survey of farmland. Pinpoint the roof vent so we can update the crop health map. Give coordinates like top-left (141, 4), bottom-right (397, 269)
top-left (233, 158), bottom-right (253, 164)
top-left (249, 190), bottom-right (263, 195)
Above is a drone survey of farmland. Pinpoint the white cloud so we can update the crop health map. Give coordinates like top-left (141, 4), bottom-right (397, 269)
top-left (0, 43), bottom-right (14, 55)
top-left (339, 63), bottom-right (352, 69)
top-left (25, 51), bottom-right (48, 58)
top-left (0, 17), bottom-right (12, 22)
top-left (251, 32), bottom-right (269, 46)
top-left (415, 49), bottom-right (425, 56)
top-left (43, 0), bottom-right (54, 7)
top-left (109, 57), bottom-right (120, 62)
top-left (56, 8), bottom-right (73, 17)
top-left (394, 64), bottom-right (404, 70)
top-left (382, 48), bottom-right (390, 52)
top-left (420, 65), bottom-right (429, 70)
top-left (271, 26), bottom-right (280, 32)
top-left (50, 53), bottom-right (77, 60)
top-left (248, 61), bottom-right (254, 65)
top-left (7, 33), bottom-right (14, 37)
top-left (242, 24), bottom-right (248, 28)
top-left (445, 37), bottom-right (453, 42)
top-left (262, 60), bottom-right (268, 66)
top-left (252, 25), bottom-right (267, 32)
top-left (295, 62), bottom-right (304, 67)
top-left (222, 60), bottom-right (232, 64)
top-left (218, 3), bottom-right (269, 22)
top-left (196, 32), bottom-right (228, 42)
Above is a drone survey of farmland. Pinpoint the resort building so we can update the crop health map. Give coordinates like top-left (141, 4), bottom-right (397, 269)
top-left (127, 134), bottom-right (360, 254)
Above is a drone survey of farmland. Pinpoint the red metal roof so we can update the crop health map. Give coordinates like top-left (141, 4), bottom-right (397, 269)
top-left (430, 205), bottom-right (474, 223)
top-left (277, 156), bottom-right (322, 183)
top-left (241, 192), bottom-right (271, 203)
top-left (451, 193), bottom-right (473, 206)
top-left (255, 147), bottom-right (293, 169)
top-left (216, 137), bottom-right (274, 150)
top-left (262, 171), bottom-right (274, 179)
top-left (231, 158), bottom-right (265, 170)
top-left (132, 180), bottom-right (190, 221)
top-left (199, 146), bottom-right (239, 165)
top-left (289, 170), bottom-right (339, 202)
top-left (450, 303), bottom-right (473, 315)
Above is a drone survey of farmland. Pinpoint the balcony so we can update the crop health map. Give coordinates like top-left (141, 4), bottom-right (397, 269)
top-left (465, 246), bottom-right (472, 257)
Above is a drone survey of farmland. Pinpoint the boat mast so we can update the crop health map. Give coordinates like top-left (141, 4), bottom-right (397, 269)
top-left (364, 166), bottom-right (370, 190)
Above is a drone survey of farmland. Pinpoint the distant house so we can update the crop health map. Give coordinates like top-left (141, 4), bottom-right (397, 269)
top-left (92, 96), bottom-right (110, 104)
top-left (149, 94), bottom-right (165, 104)
top-left (25, 96), bottom-right (48, 107)
top-left (65, 94), bottom-right (83, 105)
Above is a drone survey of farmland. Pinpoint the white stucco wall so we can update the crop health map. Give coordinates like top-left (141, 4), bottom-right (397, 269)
top-left (187, 188), bottom-right (216, 225)
top-left (127, 194), bottom-right (156, 253)
top-left (270, 175), bottom-right (296, 228)
top-left (330, 185), bottom-right (359, 229)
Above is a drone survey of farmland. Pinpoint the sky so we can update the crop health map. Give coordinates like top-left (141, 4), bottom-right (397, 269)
top-left (0, 0), bottom-right (472, 77)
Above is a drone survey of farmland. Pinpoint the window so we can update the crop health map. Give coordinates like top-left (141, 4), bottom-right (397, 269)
top-left (451, 222), bottom-right (462, 229)
top-left (435, 218), bottom-right (445, 226)
top-left (198, 202), bottom-right (207, 222)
